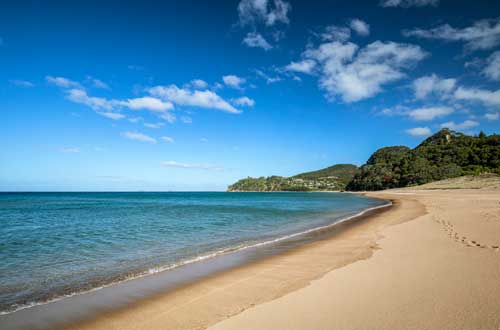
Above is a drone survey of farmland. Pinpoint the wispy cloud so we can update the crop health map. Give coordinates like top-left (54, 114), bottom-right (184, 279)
top-left (120, 96), bottom-right (174, 112)
top-left (454, 87), bottom-right (500, 107)
top-left (405, 127), bottom-right (431, 136)
top-left (380, 0), bottom-right (439, 7)
top-left (46, 76), bottom-right (81, 88)
top-left (403, 17), bottom-right (500, 51)
top-left (10, 79), bottom-right (35, 87)
top-left (190, 79), bottom-right (209, 89)
top-left (98, 112), bottom-right (126, 120)
top-left (484, 51), bottom-right (500, 81)
top-left (161, 136), bottom-right (174, 143)
top-left (237, 0), bottom-right (291, 27)
top-left (285, 59), bottom-right (316, 74)
top-left (66, 88), bottom-right (114, 110)
top-left (407, 106), bottom-right (454, 121)
top-left (243, 32), bottom-right (272, 50)
top-left (121, 131), bottom-right (157, 144)
top-left (413, 74), bottom-right (456, 99)
top-left (60, 147), bottom-right (81, 154)
top-left (144, 122), bottom-right (165, 129)
top-left (440, 120), bottom-right (479, 131)
top-left (161, 160), bottom-right (223, 171)
top-left (200, 137), bottom-right (209, 142)
top-left (485, 112), bottom-right (499, 121)
top-left (149, 85), bottom-right (241, 113)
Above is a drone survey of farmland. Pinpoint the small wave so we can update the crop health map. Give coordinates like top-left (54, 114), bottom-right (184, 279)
top-left (1, 201), bottom-right (391, 316)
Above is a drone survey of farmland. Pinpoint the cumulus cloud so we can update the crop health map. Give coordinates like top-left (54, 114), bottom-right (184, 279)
top-left (440, 120), bottom-right (479, 131)
top-left (120, 96), bottom-right (173, 112)
top-left (237, 0), bottom-right (291, 27)
top-left (121, 131), bottom-right (157, 144)
top-left (222, 75), bottom-right (246, 89)
top-left (453, 87), bottom-right (500, 107)
top-left (285, 59), bottom-right (316, 74)
top-left (302, 40), bottom-right (427, 102)
top-left (148, 85), bottom-right (241, 113)
top-left (66, 88), bottom-right (114, 110)
top-left (407, 106), bottom-right (454, 121)
top-left (190, 79), bottom-right (209, 89)
top-left (413, 74), bottom-right (456, 99)
top-left (485, 112), bottom-right (499, 121)
top-left (243, 32), bottom-right (273, 50)
top-left (60, 147), bottom-right (81, 154)
top-left (405, 127), bottom-right (431, 136)
top-left (403, 18), bottom-right (500, 51)
top-left (232, 96), bottom-right (255, 107)
top-left (349, 19), bottom-right (370, 36)
top-left (380, 0), bottom-right (439, 7)
top-left (10, 79), bottom-right (34, 87)
top-left (483, 51), bottom-right (500, 81)
top-left (46, 76), bottom-right (81, 88)
top-left (161, 160), bottom-right (223, 171)
top-left (161, 136), bottom-right (174, 143)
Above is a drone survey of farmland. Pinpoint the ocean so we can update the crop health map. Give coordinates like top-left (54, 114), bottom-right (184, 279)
top-left (0, 192), bottom-right (387, 315)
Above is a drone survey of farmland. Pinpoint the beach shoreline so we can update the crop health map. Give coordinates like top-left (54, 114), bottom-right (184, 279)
top-left (56, 194), bottom-right (422, 330)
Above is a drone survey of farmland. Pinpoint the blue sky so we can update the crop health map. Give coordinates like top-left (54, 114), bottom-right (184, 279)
top-left (1, 0), bottom-right (499, 191)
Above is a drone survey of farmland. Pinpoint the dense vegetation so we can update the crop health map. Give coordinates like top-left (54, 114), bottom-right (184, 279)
top-left (228, 129), bottom-right (500, 192)
top-left (227, 164), bottom-right (358, 191)
top-left (346, 129), bottom-right (500, 191)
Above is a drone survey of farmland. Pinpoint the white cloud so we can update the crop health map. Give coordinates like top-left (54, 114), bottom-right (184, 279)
top-left (60, 147), bottom-right (81, 154)
top-left (380, 0), bottom-right (438, 7)
top-left (405, 127), bottom-right (431, 136)
top-left (350, 19), bottom-right (370, 36)
top-left (148, 85), bottom-right (241, 113)
top-left (485, 112), bottom-right (499, 121)
top-left (10, 79), bottom-right (34, 87)
top-left (181, 116), bottom-right (192, 124)
top-left (97, 112), bottom-right (125, 120)
top-left (454, 87), bottom-right (500, 107)
top-left (66, 88), bottom-right (114, 110)
top-left (232, 96), bottom-right (255, 107)
top-left (484, 51), bottom-right (500, 81)
top-left (87, 76), bottom-right (110, 90)
top-left (237, 0), bottom-right (291, 27)
top-left (303, 40), bottom-right (427, 102)
top-left (46, 76), bottom-right (81, 88)
top-left (243, 32), bottom-right (273, 50)
top-left (190, 79), bottom-right (209, 89)
top-left (161, 160), bottom-right (223, 171)
top-left (120, 96), bottom-right (174, 112)
top-left (407, 106), bottom-right (454, 121)
top-left (200, 137), bottom-right (209, 143)
top-left (285, 59), bottom-right (316, 74)
top-left (222, 75), bottom-right (246, 89)
top-left (121, 131), bottom-right (157, 144)
top-left (144, 122), bottom-right (165, 129)
top-left (128, 117), bottom-right (143, 123)
top-left (440, 120), bottom-right (479, 131)
top-left (160, 112), bottom-right (176, 123)
top-left (413, 74), bottom-right (456, 99)
top-left (255, 69), bottom-right (282, 84)
top-left (161, 136), bottom-right (174, 143)
top-left (321, 26), bottom-right (351, 42)
top-left (403, 18), bottom-right (500, 51)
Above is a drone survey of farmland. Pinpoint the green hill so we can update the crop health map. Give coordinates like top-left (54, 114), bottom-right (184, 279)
top-left (346, 129), bottom-right (500, 191)
top-left (293, 164), bottom-right (358, 185)
top-left (227, 164), bottom-right (359, 192)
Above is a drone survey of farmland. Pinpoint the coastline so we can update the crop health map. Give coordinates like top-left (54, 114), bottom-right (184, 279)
top-left (59, 194), bottom-right (417, 330)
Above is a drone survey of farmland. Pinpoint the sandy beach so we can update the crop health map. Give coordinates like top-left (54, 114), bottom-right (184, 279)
top-left (61, 179), bottom-right (500, 330)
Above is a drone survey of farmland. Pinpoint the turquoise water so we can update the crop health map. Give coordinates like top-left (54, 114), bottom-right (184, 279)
top-left (0, 192), bottom-right (386, 314)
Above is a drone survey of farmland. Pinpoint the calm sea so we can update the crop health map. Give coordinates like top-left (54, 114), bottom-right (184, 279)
top-left (0, 192), bottom-right (386, 314)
